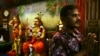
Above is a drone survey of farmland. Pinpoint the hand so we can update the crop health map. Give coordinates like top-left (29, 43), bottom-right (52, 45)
top-left (14, 23), bottom-right (18, 27)
top-left (78, 32), bottom-right (98, 56)
top-left (87, 33), bottom-right (98, 43)
top-left (36, 37), bottom-right (41, 40)
top-left (81, 32), bottom-right (98, 53)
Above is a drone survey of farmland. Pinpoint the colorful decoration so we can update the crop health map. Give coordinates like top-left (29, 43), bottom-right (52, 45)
top-left (37, 12), bottom-right (43, 19)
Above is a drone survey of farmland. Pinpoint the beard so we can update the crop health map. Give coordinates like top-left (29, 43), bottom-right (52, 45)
top-left (75, 22), bottom-right (80, 27)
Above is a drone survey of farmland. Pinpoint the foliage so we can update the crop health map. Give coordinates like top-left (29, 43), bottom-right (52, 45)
top-left (46, 0), bottom-right (67, 17)
top-left (18, 6), bottom-right (25, 16)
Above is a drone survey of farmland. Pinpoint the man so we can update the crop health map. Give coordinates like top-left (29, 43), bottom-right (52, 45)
top-left (51, 5), bottom-right (97, 56)
top-left (22, 17), bottom-right (46, 56)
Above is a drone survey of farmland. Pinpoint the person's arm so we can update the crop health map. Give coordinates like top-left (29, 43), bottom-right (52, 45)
top-left (51, 37), bottom-right (67, 56)
top-left (9, 20), bottom-right (13, 26)
top-left (18, 24), bottom-right (22, 36)
top-left (40, 28), bottom-right (45, 39)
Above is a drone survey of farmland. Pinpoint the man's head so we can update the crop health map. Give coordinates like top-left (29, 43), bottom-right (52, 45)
top-left (33, 17), bottom-right (42, 27)
top-left (60, 5), bottom-right (80, 29)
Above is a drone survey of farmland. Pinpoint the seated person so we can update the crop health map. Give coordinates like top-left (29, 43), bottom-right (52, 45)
top-left (23, 17), bottom-right (46, 56)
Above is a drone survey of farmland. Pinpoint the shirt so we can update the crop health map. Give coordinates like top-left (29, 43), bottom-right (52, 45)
top-left (51, 29), bottom-right (83, 56)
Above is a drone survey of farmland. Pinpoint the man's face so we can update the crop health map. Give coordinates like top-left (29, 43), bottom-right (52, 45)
top-left (65, 9), bottom-right (80, 28)
top-left (34, 19), bottom-right (40, 27)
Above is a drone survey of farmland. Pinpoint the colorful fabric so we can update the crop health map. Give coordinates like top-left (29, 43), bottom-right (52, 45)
top-left (51, 29), bottom-right (83, 56)
top-left (33, 40), bottom-right (45, 53)
top-left (22, 40), bottom-right (45, 53)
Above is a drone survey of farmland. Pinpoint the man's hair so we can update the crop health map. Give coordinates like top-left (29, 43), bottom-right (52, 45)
top-left (34, 17), bottom-right (43, 25)
top-left (60, 5), bottom-right (77, 20)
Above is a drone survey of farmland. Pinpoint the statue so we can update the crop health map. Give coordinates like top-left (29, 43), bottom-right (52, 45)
top-left (23, 17), bottom-right (46, 56)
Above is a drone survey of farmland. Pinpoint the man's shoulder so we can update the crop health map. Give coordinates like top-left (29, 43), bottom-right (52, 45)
top-left (52, 31), bottom-right (62, 39)
top-left (51, 31), bottom-right (63, 47)
top-left (53, 31), bottom-right (60, 36)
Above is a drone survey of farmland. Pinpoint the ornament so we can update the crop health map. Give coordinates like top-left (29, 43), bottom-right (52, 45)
top-left (4, 10), bottom-right (9, 17)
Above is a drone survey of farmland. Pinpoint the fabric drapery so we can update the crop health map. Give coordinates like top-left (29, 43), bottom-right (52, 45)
top-left (75, 0), bottom-right (86, 34)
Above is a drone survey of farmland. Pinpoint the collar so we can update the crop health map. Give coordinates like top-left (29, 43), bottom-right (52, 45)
top-left (62, 28), bottom-right (81, 36)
